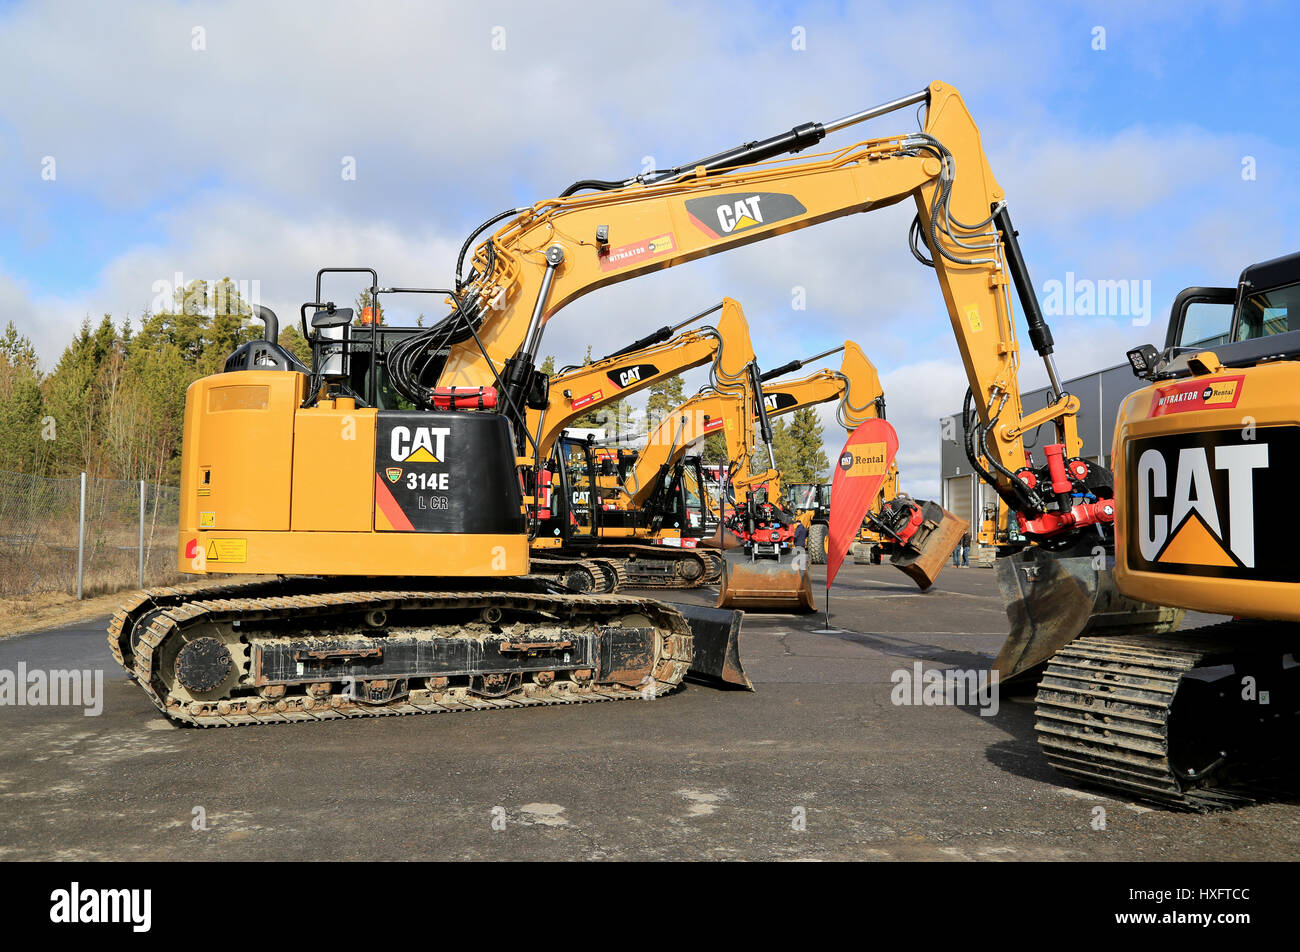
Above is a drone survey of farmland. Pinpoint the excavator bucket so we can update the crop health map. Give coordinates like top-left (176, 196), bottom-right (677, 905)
top-left (673, 602), bottom-right (753, 690)
top-left (716, 554), bottom-right (815, 613)
top-left (699, 520), bottom-right (744, 550)
top-left (890, 501), bottom-right (967, 591)
top-left (994, 544), bottom-right (1185, 687)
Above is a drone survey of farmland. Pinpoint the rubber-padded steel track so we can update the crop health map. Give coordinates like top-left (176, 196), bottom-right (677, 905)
top-left (701, 550), bottom-right (726, 584)
top-left (110, 578), bottom-right (692, 727)
top-left (529, 557), bottom-right (623, 593)
top-left (1034, 633), bottom-right (1249, 810)
top-left (534, 544), bottom-right (712, 590)
top-left (608, 544), bottom-right (713, 589)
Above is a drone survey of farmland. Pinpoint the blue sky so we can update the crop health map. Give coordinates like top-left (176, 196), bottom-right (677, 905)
top-left (2, 0), bottom-right (1297, 496)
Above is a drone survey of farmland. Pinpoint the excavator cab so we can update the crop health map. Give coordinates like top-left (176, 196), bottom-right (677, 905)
top-left (784, 482), bottom-right (831, 564)
top-left (535, 437), bottom-right (614, 544)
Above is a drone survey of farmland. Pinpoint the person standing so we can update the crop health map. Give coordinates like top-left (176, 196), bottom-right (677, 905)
top-left (953, 531), bottom-right (970, 568)
top-left (793, 520), bottom-right (808, 564)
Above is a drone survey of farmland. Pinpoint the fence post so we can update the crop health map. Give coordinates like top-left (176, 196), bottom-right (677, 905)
top-left (139, 479), bottom-right (146, 588)
top-left (77, 472), bottom-right (86, 600)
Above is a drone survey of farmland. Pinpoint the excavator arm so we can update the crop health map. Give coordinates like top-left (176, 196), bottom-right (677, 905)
top-left (528, 297), bottom-right (760, 462)
top-left (760, 341), bottom-right (883, 429)
top-left (627, 390), bottom-right (761, 510)
top-left (428, 81), bottom-right (1084, 538)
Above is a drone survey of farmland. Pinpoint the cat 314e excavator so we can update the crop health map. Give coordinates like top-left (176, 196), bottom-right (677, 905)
top-left (112, 81), bottom-right (1165, 736)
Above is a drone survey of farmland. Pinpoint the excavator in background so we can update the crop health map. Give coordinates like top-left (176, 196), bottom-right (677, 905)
top-left (847, 462), bottom-right (900, 562)
top-left (756, 343), bottom-right (966, 588)
top-left (115, 81), bottom-right (1169, 740)
top-left (621, 341), bottom-right (879, 524)
top-left (793, 462), bottom-right (963, 592)
top-left (543, 319), bottom-right (817, 609)
top-left (525, 297), bottom-right (762, 589)
top-left (994, 251), bottom-right (1300, 808)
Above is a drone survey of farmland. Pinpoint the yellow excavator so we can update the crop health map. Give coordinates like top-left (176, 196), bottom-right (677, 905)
top-left (757, 344), bottom-right (966, 588)
top-left (112, 81), bottom-right (1168, 735)
top-left (525, 297), bottom-right (761, 590)
top-left (994, 253), bottom-right (1300, 807)
top-left (583, 330), bottom-right (815, 610)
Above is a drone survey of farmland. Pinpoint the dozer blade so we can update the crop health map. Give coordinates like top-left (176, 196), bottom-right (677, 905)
top-left (994, 543), bottom-right (1185, 687)
top-left (716, 556), bottom-right (815, 613)
top-left (671, 601), bottom-right (753, 690)
top-left (890, 501), bottom-right (967, 591)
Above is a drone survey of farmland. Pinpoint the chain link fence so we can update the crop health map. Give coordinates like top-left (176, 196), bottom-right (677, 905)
top-left (0, 471), bottom-right (181, 598)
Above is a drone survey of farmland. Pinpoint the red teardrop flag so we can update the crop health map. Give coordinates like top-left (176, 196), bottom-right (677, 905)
top-left (827, 418), bottom-right (899, 589)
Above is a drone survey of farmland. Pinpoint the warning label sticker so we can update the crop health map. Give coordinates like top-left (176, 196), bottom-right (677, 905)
top-left (199, 511), bottom-right (216, 528)
top-left (204, 538), bottom-right (247, 563)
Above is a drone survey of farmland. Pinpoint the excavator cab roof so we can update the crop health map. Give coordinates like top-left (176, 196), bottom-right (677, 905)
top-left (1136, 250), bottom-right (1300, 380)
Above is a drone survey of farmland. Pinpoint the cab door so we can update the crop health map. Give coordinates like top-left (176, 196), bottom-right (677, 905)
top-left (560, 439), bottom-right (596, 541)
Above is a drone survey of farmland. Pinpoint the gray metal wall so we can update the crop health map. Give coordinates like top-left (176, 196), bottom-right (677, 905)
top-left (940, 362), bottom-right (1144, 480)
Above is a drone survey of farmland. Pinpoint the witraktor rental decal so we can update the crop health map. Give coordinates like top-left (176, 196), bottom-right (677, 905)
top-left (1147, 375), bottom-right (1245, 417)
top-left (1127, 425), bottom-right (1299, 582)
top-left (373, 412), bottom-right (524, 534)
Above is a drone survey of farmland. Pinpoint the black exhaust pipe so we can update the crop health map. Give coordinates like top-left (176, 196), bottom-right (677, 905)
top-left (253, 304), bottom-right (279, 343)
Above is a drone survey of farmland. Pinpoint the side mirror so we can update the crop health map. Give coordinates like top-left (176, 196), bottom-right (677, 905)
top-left (312, 306), bottom-right (354, 329)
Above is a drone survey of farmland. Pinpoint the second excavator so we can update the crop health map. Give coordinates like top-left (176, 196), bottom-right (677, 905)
top-left (757, 343), bottom-right (967, 589)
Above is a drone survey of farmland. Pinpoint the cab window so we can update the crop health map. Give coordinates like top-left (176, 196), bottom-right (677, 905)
top-left (1234, 280), bottom-right (1300, 341)
top-left (1177, 301), bottom-right (1234, 348)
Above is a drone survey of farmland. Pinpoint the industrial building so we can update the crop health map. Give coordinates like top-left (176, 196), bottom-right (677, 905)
top-left (939, 361), bottom-right (1144, 563)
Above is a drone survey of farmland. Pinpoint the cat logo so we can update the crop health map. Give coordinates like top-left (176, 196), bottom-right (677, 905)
top-left (390, 426), bottom-right (450, 463)
top-left (839, 444), bottom-right (889, 478)
top-left (608, 363), bottom-right (658, 389)
top-left (1134, 440), bottom-right (1268, 569)
top-left (763, 392), bottom-right (798, 413)
top-left (684, 192), bottom-right (807, 239)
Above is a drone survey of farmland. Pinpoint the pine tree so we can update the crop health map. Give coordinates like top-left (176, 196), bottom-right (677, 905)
top-left (645, 374), bottom-right (685, 429)
top-left (42, 316), bottom-right (119, 475)
top-left (278, 326), bottom-right (313, 365)
top-left (0, 323), bottom-right (46, 473)
top-left (781, 407), bottom-right (829, 482)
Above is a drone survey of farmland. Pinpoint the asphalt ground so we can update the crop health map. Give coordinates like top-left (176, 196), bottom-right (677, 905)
top-left (1, 561), bottom-right (1297, 861)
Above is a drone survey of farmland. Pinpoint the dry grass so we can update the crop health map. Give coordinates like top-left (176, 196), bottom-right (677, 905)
top-left (0, 575), bottom-right (265, 639)
top-left (0, 530), bottom-right (181, 599)
top-left (0, 590), bottom-right (141, 638)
